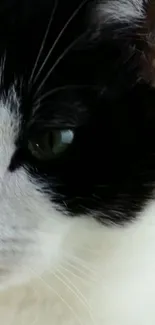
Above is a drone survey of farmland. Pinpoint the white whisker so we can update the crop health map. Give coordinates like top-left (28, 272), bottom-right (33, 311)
top-left (28, 268), bottom-right (84, 325)
top-left (59, 264), bottom-right (95, 285)
top-left (63, 259), bottom-right (99, 281)
top-left (29, 288), bottom-right (40, 325)
top-left (33, 84), bottom-right (94, 108)
top-left (65, 254), bottom-right (99, 274)
top-left (33, 0), bottom-right (88, 88)
top-left (34, 30), bottom-right (89, 99)
top-left (54, 269), bottom-right (96, 324)
top-left (29, 0), bottom-right (58, 85)
top-left (57, 269), bottom-right (89, 305)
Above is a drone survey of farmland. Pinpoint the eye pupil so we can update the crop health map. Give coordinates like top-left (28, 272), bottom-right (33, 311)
top-left (28, 130), bottom-right (74, 161)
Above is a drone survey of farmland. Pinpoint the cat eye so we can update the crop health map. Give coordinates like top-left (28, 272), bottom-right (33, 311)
top-left (28, 130), bottom-right (74, 161)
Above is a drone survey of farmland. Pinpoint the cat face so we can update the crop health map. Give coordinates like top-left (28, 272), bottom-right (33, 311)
top-left (0, 0), bottom-right (154, 288)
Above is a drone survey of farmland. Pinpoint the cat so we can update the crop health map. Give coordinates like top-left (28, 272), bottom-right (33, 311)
top-left (0, 0), bottom-right (154, 324)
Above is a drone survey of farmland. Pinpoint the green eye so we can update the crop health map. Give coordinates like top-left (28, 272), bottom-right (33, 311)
top-left (28, 130), bottom-right (74, 161)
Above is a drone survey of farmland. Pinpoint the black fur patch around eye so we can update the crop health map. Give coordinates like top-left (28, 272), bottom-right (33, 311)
top-left (1, 0), bottom-right (155, 225)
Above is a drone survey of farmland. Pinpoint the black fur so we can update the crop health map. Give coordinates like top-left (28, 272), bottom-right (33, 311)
top-left (1, 0), bottom-right (155, 223)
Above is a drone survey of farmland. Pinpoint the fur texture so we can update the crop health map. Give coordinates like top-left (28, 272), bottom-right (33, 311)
top-left (0, 0), bottom-right (154, 324)
top-left (95, 0), bottom-right (145, 24)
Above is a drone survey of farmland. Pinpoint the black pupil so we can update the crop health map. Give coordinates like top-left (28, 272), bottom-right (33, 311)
top-left (48, 132), bottom-right (54, 150)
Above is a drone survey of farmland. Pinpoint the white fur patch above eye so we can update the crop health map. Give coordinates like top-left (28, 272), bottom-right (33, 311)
top-left (95, 0), bottom-right (146, 25)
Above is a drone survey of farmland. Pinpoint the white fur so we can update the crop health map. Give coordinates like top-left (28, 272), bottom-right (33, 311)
top-left (0, 206), bottom-right (155, 324)
top-left (0, 87), bottom-right (155, 324)
top-left (96, 0), bottom-right (146, 24)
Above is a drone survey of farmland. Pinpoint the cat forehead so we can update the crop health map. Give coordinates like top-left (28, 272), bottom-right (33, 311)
top-left (95, 0), bottom-right (147, 24)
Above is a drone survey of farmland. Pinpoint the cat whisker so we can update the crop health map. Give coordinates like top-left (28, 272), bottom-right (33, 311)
top-left (63, 260), bottom-right (99, 283)
top-left (29, 0), bottom-right (58, 85)
top-left (59, 264), bottom-right (96, 285)
top-left (33, 84), bottom-right (96, 109)
top-left (28, 267), bottom-right (84, 325)
top-left (53, 268), bottom-right (96, 325)
top-left (63, 256), bottom-right (99, 278)
top-left (34, 29), bottom-right (89, 100)
top-left (33, 0), bottom-right (88, 91)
